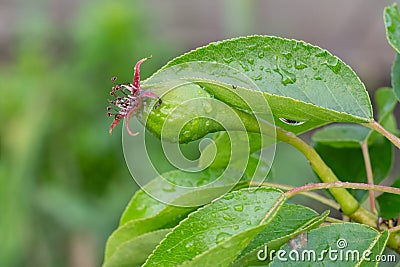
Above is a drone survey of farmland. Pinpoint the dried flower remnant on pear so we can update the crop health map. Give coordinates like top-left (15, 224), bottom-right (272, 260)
top-left (107, 57), bottom-right (162, 136)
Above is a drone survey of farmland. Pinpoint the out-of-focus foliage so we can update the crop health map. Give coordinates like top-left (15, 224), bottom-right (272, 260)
top-left (0, 0), bottom-right (178, 266)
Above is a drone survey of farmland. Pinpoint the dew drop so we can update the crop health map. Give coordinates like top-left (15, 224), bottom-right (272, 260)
top-left (385, 14), bottom-right (394, 30)
top-left (252, 74), bottom-right (262, 81)
top-left (313, 74), bottom-right (322, 81)
top-left (263, 45), bottom-right (271, 51)
top-left (246, 220), bottom-right (252, 225)
top-left (273, 67), bottom-right (282, 76)
top-left (273, 66), bottom-right (296, 86)
top-left (237, 50), bottom-right (246, 56)
top-left (315, 50), bottom-right (328, 58)
top-left (239, 62), bottom-right (249, 71)
top-left (221, 241), bottom-right (233, 249)
top-left (281, 71), bottom-right (296, 86)
top-left (279, 118), bottom-right (306, 125)
top-left (247, 58), bottom-right (255, 65)
top-left (223, 213), bottom-right (234, 221)
top-left (234, 204), bottom-right (244, 212)
top-left (223, 194), bottom-right (234, 200)
top-left (254, 206), bottom-right (263, 212)
top-left (162, 183), bottom-right (176, 192)
top-left (216, 232), bottom-right (231, 244)
top-left (295, 60), bottom-right (308, 70)
top-left (259, 65), bottom-right (264, 71)
top-left (282, 52), bottom-right (292, 60)
top-left (248, 44), bottom-right (257, 51)
top-left (324, 58), bottom-right (341, 74)
top-left (258, 51), bottom-right (265, 59)
top-left (233, 225), bottom-right (239, 230)
top-left (135, 203), bottom-right (147, 211)
top-left (185, 240), bottom-right (195, 249)
top-left (223, 57), bottom-right (234, 64)
top-left (160, 105), bottom-right (170, 115)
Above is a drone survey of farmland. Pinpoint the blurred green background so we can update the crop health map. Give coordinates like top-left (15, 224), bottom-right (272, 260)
top-left (0, 0), bottom-right (398, 266)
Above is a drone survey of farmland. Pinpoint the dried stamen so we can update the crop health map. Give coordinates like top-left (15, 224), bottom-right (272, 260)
top-left (107, 57), bottom-right (162, 136)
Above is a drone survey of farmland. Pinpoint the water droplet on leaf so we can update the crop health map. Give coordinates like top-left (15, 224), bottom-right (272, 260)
top-left (263, 45), bottom-right (271, 51)
top-left (273, 66), bottom-right (296, 86)
top-left (282, 52), bottom-right (292, 60)
top-left (252, 74), bottom-right (262, 81)
top-left (292, 42), bottom-right (299, 51)
top-left (234, 204), bottom-right (244, 212)
top-left (216, 232), bottom-right (231, 244)
top-left (315, 51), bottom-right (328, 58)
top-left (281, 71), bottom-right (296, 86)
top-left (254, 206), bottom-right (263, 212)
top-left (295, 60), bottom-right (308, 70)
top-left (279, 118), bottom-right (305, 125)
top-left (239, 62), bottom-right (249, 72)
top-left (223, 213), bottom-right (234, 221)
top-left (223, 57), bottom-right (234, 64)
top-left (223, 194), bottom-right (234, 200)
top-left (324, 58), bottom-right (341, 74)
top-left (248, 44), bottom-right (257, 51)
top-left (313, 74), bottom-right (322, 81)
top-left (162, 183), bottom-right (176, 192)
top-left (185, 240), bottom-right (195, 249)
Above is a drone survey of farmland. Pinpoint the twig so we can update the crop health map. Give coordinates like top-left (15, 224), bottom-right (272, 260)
top-left (361, 141), bottom-right (376, 214)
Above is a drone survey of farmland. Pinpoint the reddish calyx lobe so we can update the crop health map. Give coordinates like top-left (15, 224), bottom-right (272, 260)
top-left (107, 57), bottom-right (161, 136)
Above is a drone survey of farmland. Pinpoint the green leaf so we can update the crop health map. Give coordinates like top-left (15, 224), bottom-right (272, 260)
top-left (377, 178), bottom-right (400, 219)
top-left (385, 3), bottom-right (400, 54)
top-left (312, 124), bottom-right (370, 148)
top-left (312, 88), bottom-right (396, 200)
top-left (103, 229), bottom-right (171, 267)
top-left (105, 169), bottom-right (247, 261)
top-left (385, 3), bottom-right (400, 101)
top-left (391, 53), bottom-right (400, 101)
top-left (374, 88), bottom-right (398, 134)
top-left (105, 217), bottom-right (172, 262)
top-left (314, 136), bottom-right (392, 201)
top-left (143, 187), bottom-right (286, 267)
top-left (162, 36), bottom-right (372, 120)
top-left (270, 223), bottom-right (389, 266)
top-left (140, 36), bottom-right (372, 142)
top-left (119, 176), bottom-right (193, 226)
top-left (233, 205), bottom-right (329, 266)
